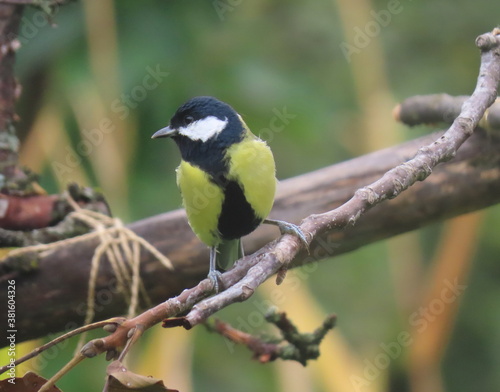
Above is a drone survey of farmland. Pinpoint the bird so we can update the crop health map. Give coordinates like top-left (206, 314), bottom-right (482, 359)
top-left (152, 96), bottom-right (307, 292)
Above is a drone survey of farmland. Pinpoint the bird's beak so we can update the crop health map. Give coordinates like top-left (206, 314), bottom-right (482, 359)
top-left (151, 126), bottom-right (178, 139)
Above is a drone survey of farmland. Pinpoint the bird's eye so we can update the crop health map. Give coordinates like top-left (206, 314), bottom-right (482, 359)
top-left (184, 116), bottom-right (194, 125)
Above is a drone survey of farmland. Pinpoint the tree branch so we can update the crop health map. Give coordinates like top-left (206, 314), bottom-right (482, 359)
top-left (394, 94), bottom-right (500, 129)
top-left (0, 29), bottom-right (499, 347)
top-left (0, 2), bottom-right (102, 235)
top-left (183, 27), bottom-right (500, 328)
top-left (204, 312), bottom-right (337, 365)
top-left (0, 3), bottom-right (25, 188)
top-left (2, 126), bottom-right (500, 343)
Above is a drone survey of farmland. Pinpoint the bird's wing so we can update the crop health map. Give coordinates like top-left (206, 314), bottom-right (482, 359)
top-left (225, 133), bottom-right (277, 220)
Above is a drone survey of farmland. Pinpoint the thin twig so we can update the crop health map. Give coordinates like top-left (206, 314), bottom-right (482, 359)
top-left (102, 324), bottom-right (145, 392)
top-left (0, 317), bottom-right (125, 375)
top-left (38, 353), bottom-right (86, 392)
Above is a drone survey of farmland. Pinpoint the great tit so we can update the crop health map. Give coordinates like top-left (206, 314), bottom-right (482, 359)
top-left (152, 96), bottom-right (306, 292)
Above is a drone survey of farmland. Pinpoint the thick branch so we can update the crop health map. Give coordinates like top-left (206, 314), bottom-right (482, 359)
top-left (1, 127), bottom-right (500, 344)
top-left (394, 94), bottom-right (500, 129)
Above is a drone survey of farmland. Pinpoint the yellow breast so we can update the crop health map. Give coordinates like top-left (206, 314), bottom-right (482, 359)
top-left (176, 160), bottom-right (224, 247)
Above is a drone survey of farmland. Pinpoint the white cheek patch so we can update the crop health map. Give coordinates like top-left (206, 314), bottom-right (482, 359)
top-left (178, 116), bottom-right (228, 142)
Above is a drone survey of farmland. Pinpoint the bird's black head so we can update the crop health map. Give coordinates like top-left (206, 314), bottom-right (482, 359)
top-left (170, 96), bottom-right (239, 135)
top-left (152, 96), bottom-right (244, 143)
top-left (152, 96), bottom-right (247, 175)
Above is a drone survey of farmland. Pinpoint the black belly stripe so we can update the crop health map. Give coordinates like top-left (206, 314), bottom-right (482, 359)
top-left (217, 180), bottom-right (261, 240)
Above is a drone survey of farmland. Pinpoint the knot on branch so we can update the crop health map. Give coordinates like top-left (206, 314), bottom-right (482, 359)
top-left (455, 116), bottom-right (476, 136)
top-left (80, 339), bottom-right (104, 358)
top-left (476, 27), bottom-right (500, 51)
top-left (240, 284), bottom-right (255, 300)
top-left (354, 187), bottom-right (380, 205)
top-left (411, 151), bottom-right (434, 180)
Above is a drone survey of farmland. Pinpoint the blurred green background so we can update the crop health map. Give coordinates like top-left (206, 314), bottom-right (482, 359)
top-left (4, 0), bottom-right (500, 391)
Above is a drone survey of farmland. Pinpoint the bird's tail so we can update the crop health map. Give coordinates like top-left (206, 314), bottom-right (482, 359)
top-left (217, 239), bottom-right (243, 270)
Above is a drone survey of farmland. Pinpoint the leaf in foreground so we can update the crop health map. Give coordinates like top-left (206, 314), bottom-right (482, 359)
top-left (0, 372), bottom-right (61, 392)
top-left (106, 361), bottom-right (178, 392)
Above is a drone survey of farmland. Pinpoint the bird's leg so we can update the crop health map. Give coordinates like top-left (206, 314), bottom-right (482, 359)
top-left (240, 240), bottom-right (245, 257)
top-left (263, 219), bottom-right (309, 251)
top-left (208, 247), bottom-right (223, 293)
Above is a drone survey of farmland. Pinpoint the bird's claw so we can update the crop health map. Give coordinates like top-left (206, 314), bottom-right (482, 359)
top-left (208, 270), bottom-right (223, 293)
top-left (264, 219), bottom-right (310, 252)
